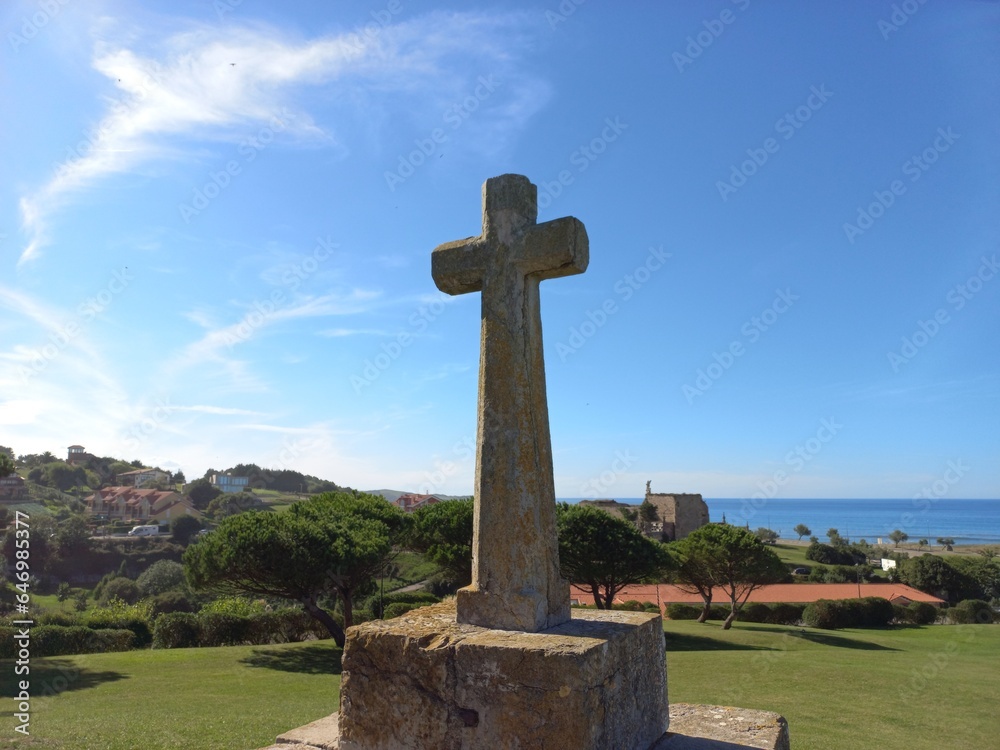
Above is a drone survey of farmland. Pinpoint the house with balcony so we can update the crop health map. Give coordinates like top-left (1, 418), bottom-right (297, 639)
top-left (85, 487), bottom-right (202, 524)
top-left (209, 473), bottom-right (250, 493)
top-left (0, 475), bottom-right (29, 504)
top-left (116, 468), bottom-right (169, 488)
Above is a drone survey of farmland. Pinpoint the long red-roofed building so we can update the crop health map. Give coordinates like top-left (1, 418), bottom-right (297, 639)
top-left (570, 583), bottom-right (945, 612)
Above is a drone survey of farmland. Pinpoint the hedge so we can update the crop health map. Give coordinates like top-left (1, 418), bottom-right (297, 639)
top-left (947, 599), bottom-right (995, 624)
top-left (370, 591), bottom-right (440, 619)
top-left (0, 626), bottom-right (134, 657)
top-left (802, 597), bottom-right (894, 629)
top-left (665, 604), bottom-right (701, 620)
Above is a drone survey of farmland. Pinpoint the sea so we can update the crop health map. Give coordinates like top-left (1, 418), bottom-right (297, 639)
top-left (560, 498), bottom-right (1000, 546)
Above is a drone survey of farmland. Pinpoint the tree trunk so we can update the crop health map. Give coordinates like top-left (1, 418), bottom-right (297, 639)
top-left (302, 597), bottom-right (346, 648)
top-left (697, 594), bottom-right (712, 623)
top-left (722, 608), bottom-right (737, 630)
top-left (590, 584), bottom-right (604, 609)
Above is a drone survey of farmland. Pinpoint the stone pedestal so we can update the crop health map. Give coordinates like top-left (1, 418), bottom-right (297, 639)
top-left (335, 602), bottom-right (668, 750)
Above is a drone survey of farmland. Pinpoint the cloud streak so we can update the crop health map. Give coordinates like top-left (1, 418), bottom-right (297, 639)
top-left (17, 11), bottom-right (548, 266)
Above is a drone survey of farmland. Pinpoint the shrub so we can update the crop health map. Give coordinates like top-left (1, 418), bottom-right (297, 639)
top-left (85, 600), bottom-right (153, 647)
top-left (198, 612), bottom-right (251, 646)
top-left (614, 600), bottom-right (646, 612)
top-left (803, 600), bottom-right (848, 629)
top-left (370, 591), bottom-right (440, 619)
top-left (152, 612), bottom-right (201, 649)
top-left (150, 591), bottom-right (194, 617)
top-left (38, 612), bottom-right (78, 627)
top-left (907, 601), bottom-right (938, 625)
top-left (665, 603), bottom-right (701, 620)
top-left (99, 578), bottom-right (141, 606)
top-left (199, 597), bottom-right (269, 618)
top-left (56, 582), bottom-right (72, 602)
top-left (948, 599), bottom-right (995, 624)
top-left (383, 602), bottom-right (420, 620)
top-left (28, 626), bottom-right (136, 657)
top-left (858, 597), bottom-right (894, 627)
top-left (740, 603), bottom-right (773, 623)
top-left (803, 598), bottom-right (893, 629)
top-left (136, 560), bottom-right (186, 597)
top-left (769, 603), bottom-right (805, 625)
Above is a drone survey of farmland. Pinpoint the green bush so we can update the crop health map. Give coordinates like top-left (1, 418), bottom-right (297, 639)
top-left (858, 597), bottom-right (895, 627)
top-left (136, 560), bottom-right (186, 597)
top-left (38, 612), bottom-right (79, 627)
top-left (149, 591), bottom-right (194, 617)
top-left (85, 600), bottom-right (153, 647)
top-left (614, 600), bottom-right (646, 612)
top-left (948, 599), bottom-right (994, 624)
top-left (740, 603), bottom-right (773, 623)
top-left (29, 626), bottom-right (135, 657)
top-left (370, 591), bottom-right (440, 619)
top-left (199, 612), bottom-right (251, 646)
top-left (907, 601), bottom-right (938, 625)
top-left (769, 603), bottom-right (806, 625)
top-left (99, 577), bottom-right (141, 606)
top-left (383, 602), bottom-right (420, 619)
top-left (665, 603), bottom-right (701, 620)
top-left (803, 598), bottom-right (894, 629)
top-left (152, 612), bottom-right (201, 649)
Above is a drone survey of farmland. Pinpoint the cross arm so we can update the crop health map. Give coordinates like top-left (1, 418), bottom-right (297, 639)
top-left (520, 216), bottom-right (589, 280)
top-left (432, 237), bottom-right (487, 295)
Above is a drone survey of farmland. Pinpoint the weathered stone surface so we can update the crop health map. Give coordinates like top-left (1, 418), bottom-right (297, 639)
top-left (431, 174), bottom-right (587, 632)
top-left (655, 704), bottom-right (790, 750)
top-left (273, 713), bottom-right (340, 749)
top-left (335, 602), bottom-right (667, 750)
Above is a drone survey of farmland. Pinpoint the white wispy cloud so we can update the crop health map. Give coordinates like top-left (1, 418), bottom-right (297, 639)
top-left (17, 10), bottom-right (548, 266)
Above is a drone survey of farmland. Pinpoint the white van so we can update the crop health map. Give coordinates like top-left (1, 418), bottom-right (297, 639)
top-left (127, 525), bottom-right (160, 536)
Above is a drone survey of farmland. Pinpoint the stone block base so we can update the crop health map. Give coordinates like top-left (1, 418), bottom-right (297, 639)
top-left (335, 602), bottom-right (668, 750)
top-left (264, 704), bottom-right (790, 750)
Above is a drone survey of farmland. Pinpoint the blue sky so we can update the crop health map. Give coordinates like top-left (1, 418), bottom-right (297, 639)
top-left (1, 0), bottom-right (997, 499)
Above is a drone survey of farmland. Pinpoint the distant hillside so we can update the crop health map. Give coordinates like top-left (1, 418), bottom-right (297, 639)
top-left (365, 489), bottom-right (470, 504)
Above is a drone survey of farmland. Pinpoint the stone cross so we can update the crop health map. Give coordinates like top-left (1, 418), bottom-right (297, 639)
top-left (432, 174), bottom-right (588, 632)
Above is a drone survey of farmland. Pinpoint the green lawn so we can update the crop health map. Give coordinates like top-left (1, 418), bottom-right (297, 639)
top-left (2, 622), bottom-right (996, 750)
top-left (664, 619), bottom-right (999, 750)
top-left (0, 641), bottom-right (342, 750)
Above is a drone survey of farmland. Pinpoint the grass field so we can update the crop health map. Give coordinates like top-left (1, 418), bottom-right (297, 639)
top-left (1, 622), bottom-right (996, 750)
top-left (0, 641), bottom-right (342, 750)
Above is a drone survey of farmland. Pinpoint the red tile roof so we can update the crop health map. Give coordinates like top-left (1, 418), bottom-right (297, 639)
top-left (570, 582), bottom-right (945, 609)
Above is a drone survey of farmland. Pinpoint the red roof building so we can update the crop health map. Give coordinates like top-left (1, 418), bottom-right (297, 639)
top-left (570, 583), bottom-right (946, 611)
top-left (392, 493), bottom-right (442, 512)
top-left (85, 487), bottom-right (202, 524)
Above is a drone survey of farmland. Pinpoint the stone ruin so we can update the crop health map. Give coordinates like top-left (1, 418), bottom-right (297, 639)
top-left (262, 175), bottom-right (790, 750)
